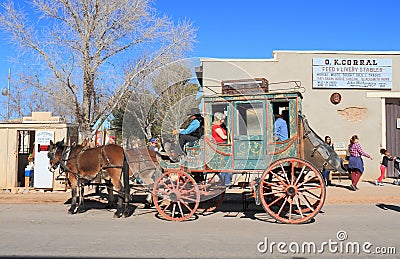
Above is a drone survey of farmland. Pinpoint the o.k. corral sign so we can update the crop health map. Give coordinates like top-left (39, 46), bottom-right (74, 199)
top-left (312, 58), bottom-right (392, 89)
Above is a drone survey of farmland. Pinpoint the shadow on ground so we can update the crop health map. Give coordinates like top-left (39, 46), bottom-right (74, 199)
top-left (376, 203), bottom-right (400, 212)
top-left (61, 189), bottom-right (321, 224)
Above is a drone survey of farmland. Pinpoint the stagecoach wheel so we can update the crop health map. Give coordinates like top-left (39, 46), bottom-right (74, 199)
top-left (152, 170), bottom-right (200, 221)
top-left (259, 157), bottom-right (326, 224)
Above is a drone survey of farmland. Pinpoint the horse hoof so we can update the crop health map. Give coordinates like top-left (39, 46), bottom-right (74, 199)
top-left (113, 213), bottom-right (122, 218)
top-left (68, 209), bottom-right (77, 215)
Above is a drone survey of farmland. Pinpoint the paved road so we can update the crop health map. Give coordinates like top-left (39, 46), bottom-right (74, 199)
top-left (0, 198), bottom-right (399, 258)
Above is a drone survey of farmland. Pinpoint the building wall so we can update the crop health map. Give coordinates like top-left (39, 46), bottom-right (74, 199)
top-left (0, 123), bottom-right (74, 189)
top-left (201, 51), bottom-right (400, 179)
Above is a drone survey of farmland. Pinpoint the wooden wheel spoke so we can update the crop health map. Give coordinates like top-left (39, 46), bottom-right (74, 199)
top-left (294, 165), bottom-right (307, 186)
top-left (180, 199), bottom-right (193, 211)
top-left (160, 180), bottom-right (174, 192)
top-left (300, 192), bottom-right (316, 209)
top-left (262, 181), bottom-right (284, 188)
top-left (179, 178), bottom-right (191, 191)
top-left (157, 197), bottom-right (169, 204)
top-left (295, 196), bottom-right (304, 218)
top-left (297, 193), bottom-right (314, 212)
top-left (181, 196), bottom-right (197, 203)
top-left (301, 189), bottom-right (322, 200)
top-left (162, 201), bottom-right (172, 213)
top-left (181, 187), bottom-right (196, 195)
top-left (279, 164), bottom-right (290, 184)
top-left (277, 198), bottom-right (287, 216)
top-left (270, 171), bottom-right (289, 187)
top-left (297, 185), bottom-right (322, 191)
top-left (177, 201), bottom-right (185, 217)
top-left (296, 175), bottom-right (319, 188)
top-left (288, 197), bottom-right (293, 220)
top-left (157, 190), bottom-right (170, 196)
top-left (267, 194), bottom-right (286, 207)
top-left (171, 203), bottom-right (177, 216)
top-left (176, 176), bottom-right (183, 190)
top-left (263, 190), bottom-right (286, 196)
top-left (290, 164), bottom-right (295, 185)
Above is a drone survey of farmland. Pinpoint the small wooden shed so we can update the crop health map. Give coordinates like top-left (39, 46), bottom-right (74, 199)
top-left (0, 112), bottom-right (78, 191)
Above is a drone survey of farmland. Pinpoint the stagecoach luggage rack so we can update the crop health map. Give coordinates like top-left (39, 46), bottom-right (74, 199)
top-left (221, 78), bottom-right (269, 95)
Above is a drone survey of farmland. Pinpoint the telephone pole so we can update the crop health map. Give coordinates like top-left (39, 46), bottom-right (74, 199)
top-left (6, 68), bottom-right (10, 121)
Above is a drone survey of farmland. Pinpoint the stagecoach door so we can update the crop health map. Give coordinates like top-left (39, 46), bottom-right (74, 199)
top-left (233, 100), bottom-right (267, 170)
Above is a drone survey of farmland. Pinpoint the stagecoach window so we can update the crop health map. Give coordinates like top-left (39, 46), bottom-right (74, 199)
top-left (236, 102), bottom-right (264, 135)
top-left (271, 101), bottom-right (290, 138)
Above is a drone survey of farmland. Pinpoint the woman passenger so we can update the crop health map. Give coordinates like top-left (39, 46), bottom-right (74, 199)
top-left (212, 112), bottom-right (231, 186)
top-left (212, 112), bottom-right (227, 143)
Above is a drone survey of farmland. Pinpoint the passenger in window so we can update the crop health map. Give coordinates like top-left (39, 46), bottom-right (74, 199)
top-left (212, 112), bottom-right (227, 143)
top-left (170, 108), bottom-right (204, 161)
top-left (274, 114), bottom-right (288, 141)
top-left (211, 112), bottom-right (231, 186)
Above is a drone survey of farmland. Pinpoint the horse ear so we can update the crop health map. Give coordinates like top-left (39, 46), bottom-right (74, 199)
top-left (50, 140), bottom-right (54, 146)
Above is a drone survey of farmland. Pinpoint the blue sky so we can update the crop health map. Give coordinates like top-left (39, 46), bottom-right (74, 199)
top-left (1, 0), bottom-right (400, 104)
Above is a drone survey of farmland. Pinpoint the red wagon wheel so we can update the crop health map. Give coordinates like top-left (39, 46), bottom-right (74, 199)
top-left (259, 157), bottom-right (326, 224)
top-left (152, 170), bottom-right (200, 221)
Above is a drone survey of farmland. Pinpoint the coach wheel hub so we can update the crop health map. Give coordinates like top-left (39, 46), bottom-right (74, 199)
top-left (286, 185), bottom-right (297, 197)
top-left (169, 192), bottom-right (180, 202)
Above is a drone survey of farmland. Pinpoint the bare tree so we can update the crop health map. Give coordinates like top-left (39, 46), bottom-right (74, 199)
top-left (121, 60), bottom-right (201, 143)
top-left (0, 0), bottom-right (196, 139)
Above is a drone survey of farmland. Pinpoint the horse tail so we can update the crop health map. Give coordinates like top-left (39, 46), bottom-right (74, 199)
top-left (123, 152), bottom-right (130, 203)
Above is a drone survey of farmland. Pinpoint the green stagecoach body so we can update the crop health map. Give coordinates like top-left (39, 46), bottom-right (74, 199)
top-left (159, 89), bottom-right (340, 174)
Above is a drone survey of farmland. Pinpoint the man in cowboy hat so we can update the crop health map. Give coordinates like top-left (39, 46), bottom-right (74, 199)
top-left (170, 107), bottom-right (204, 161)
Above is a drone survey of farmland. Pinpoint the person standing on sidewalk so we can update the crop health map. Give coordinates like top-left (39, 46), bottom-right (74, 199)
top-left (322, 135), bottom-right (334, 186)
top-left (375, 148), bottom-right (395, 186)
top-left (347, 135), bottom-right (373, 191)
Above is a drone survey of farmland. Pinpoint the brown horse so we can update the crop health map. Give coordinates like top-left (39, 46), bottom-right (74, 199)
top-left (48, 139), bottom-right (130, 218)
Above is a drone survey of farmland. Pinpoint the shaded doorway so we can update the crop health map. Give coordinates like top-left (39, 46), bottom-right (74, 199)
top-left (17, 130), bottom-right (35, 187)
top-left (385, 98), bottom-right (400, 177)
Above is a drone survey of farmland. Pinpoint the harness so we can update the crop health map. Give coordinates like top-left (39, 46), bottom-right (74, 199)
top-left (50, 144), bottom-right (123, 181)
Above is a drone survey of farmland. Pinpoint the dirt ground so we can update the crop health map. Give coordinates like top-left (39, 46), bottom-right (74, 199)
top-left (0, 179), bottom-right (399, 205)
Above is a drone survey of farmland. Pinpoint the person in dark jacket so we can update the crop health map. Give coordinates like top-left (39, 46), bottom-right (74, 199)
top-left (322, 136), bottom-right (334, 186)
top-left (171, 108), bottom-right (204, 161)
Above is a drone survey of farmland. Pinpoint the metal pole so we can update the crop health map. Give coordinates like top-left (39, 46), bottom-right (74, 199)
top-left (6, 68), bottom-right (10, 121)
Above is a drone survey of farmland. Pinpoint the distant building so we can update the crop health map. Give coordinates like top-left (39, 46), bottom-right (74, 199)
top-left (0, 112), bottom-right (78, 191)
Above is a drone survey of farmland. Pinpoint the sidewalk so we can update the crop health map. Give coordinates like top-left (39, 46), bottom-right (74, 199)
top-left (325, 178), bottom-right (400, 204)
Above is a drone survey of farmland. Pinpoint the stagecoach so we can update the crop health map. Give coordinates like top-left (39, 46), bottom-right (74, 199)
top-left (48, 78), bottom-right (345, 223)
top-left (151, 78), bottom-right (345, 224)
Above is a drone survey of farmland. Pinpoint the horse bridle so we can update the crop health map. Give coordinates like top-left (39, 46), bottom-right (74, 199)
top-left (48, 143), bottom-right (74, 174)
